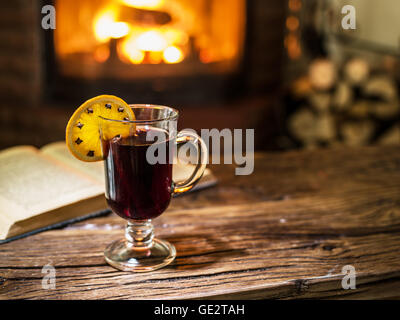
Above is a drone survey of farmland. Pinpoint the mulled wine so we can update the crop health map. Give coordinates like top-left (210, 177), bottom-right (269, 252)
top-left (103, 128), bottom-right (172, 220)
top-left (100, 104), bottom-right (207, 272)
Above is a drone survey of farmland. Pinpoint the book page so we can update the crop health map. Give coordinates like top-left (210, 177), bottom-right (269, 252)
top-left (41, 141), bottom-right (105, 185)
top-left (0, 146), bottom-right (103, 225)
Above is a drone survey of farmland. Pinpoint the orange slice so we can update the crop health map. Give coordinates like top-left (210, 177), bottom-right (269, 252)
top-left (66, 95), bottom-right (135, 162)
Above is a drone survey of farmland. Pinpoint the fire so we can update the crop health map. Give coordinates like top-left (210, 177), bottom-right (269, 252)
top-left (119, 0), bottom-right (164, 10)
top-left (55, 0), bottom-right (245, 72)
top-left (118, 31), bottom-right (184, 64)
top-left (164, 29), bottom-right (188, 46)
top-left (94, 45), bottom-right (110, 63)
top-left (94, 9), bottom-right (130, 42)
top-left (163, 46), bottom-right (183, 64)
top-left (118, 37), bottom-right (145, 64)
top-left (109, 22), bottom-right (130, 39)
top-left (136, 30), bottom-right (168, 52)
top-left (93, 5), bottom-right (187, 65)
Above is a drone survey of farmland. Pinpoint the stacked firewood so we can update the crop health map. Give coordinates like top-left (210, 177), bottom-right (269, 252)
top-left (287, 57), bottom-right (400, 148)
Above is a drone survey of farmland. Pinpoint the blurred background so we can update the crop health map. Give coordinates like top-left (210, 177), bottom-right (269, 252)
top-left (0, 0), bottom-right (399, 151)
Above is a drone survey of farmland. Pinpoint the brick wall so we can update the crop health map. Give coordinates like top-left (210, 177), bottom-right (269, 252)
top-left (0, 0), bottom-right (42, 105)
top-left (0, 1), bottom-right (47, 148)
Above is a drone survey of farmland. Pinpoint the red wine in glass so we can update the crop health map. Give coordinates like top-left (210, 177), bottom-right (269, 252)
top-left (100, 104), bottom-right (207, 272)
top-left (103, 128), bottom-right (173, 221)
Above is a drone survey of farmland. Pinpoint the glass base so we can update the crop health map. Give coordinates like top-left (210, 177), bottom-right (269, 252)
top-left (104, 238), bottom-right (176, 272)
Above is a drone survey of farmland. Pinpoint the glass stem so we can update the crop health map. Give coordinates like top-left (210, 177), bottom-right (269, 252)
top-left (125, 220), bottom-right (154, 249)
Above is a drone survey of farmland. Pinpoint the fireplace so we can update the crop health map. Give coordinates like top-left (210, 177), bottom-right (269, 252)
top-left (47, 0), bottom-right (247, 103)
top-left (55, 0), bottom-right (245, 76)
top-left (0, 0), bottom-right (286, 149)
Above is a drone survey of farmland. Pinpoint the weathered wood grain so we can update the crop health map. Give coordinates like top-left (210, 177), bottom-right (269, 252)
top-left (0, 146), bottom-right (399, 299)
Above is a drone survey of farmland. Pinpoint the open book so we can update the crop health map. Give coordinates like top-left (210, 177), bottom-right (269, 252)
top-left (0, 142), bottom-right (216, 242)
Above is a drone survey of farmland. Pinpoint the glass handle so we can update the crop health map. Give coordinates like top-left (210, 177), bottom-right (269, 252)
top-left (172, 130), bottom-right (208, 195)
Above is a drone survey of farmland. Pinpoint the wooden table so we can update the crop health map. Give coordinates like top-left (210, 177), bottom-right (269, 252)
top-left (1, 146), bottom-right (399, 299)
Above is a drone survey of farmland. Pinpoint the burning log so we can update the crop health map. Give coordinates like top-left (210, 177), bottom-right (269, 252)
top-left (118, 6), bottom-right (172, 26)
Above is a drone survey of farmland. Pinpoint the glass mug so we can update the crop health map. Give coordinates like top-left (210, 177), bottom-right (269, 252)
top-left (99, 105), bottom-right (207, 272)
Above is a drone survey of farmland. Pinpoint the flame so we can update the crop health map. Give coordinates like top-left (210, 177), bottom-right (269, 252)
top-left (199, 49), bottom-right (213, 64)
top-left (93, 4), bottom-right (189, 65)
top-left (148, 51), bottom-right (163, 64)
top-left (94, 8), bottom-right (130, 42)
top-left (109, 22), bottom-right (130, 39)
top-left (136, 30), bottom-right (168, 52)
top-left (163, 46), bottom-right (184, 64)
top-left (94, 45), bottom-right (110, 63)
top-left (119, 37), bottom-right (145, 64)
top-left (163, 29), bottom-right (189, 46)
top-left (56, 0), bottom-right (245, 68)
top-left (94, 10), bottom-right (115, 42)
top-left (119, 0), bottom-right (164, 10)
